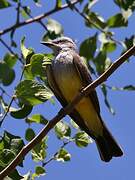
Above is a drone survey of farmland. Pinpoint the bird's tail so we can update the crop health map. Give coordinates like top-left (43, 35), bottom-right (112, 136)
top-left (95, 124), bottom-right (123, 162)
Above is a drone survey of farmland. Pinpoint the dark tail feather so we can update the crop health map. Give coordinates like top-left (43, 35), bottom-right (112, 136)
top-left (95, 125), bottom-right (123, 162)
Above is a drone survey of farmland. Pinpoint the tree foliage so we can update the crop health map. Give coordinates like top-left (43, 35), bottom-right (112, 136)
top-left (0, 0), bottom-right (135, 179)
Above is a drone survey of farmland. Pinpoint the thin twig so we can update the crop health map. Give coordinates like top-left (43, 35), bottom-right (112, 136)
top-left (19, 66), bottom-right (25, 82)
top-left (42, 141), bottom-right (70, 166)
top-left (0, 63), bottom-right (25, 127)
top-left (0, 95), bottom-right (15, 127)
top-left (0, 38), bottom-right (24, 64)
top-left (0, 38), bottom-right (16, 55)
top-left (0, 0), bottom-right (79, 36)
top-left (0, 86), bottom-right (12, 98)
top-left (0, 44), bottom-right (134, 179)
top-left (16, 0), bottom-right (21, 25)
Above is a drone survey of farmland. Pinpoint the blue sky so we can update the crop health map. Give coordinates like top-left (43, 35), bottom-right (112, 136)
top-left (0, 0), bottom-right (135, 179)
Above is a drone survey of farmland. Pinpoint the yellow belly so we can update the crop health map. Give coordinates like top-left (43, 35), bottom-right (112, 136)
top-left (53, 61), bottom-right (103, 136)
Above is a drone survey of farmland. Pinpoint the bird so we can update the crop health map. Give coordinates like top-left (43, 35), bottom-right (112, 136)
top-left (41, 36), bottom-right (123, 162)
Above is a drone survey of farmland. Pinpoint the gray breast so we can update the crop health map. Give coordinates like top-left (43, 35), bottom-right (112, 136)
top-left (52, 50), bottom-right (74, 76)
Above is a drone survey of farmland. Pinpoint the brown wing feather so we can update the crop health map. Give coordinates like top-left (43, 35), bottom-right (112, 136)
top-left (72, 52), bottom-right (101, 116)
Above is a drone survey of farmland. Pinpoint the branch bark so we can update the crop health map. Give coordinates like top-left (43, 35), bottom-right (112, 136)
top-left (0, 44), bottom-right (135, 179)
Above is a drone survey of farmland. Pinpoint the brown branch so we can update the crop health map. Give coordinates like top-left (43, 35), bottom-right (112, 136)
top-left (0, 0), bottom-right (79, 36)
top-left (0, 45), bottom-right (135, 179)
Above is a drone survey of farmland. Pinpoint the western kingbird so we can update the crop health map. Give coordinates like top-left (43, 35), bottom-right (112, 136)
top-left (41, 37), bottom-right (123, 162)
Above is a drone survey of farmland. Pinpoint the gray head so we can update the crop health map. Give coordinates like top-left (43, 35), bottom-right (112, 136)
top-left (41, 36), bottom-right (77, 55)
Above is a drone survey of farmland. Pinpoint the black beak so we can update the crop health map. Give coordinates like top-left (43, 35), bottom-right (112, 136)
top-left (40, 41), bottom-right (55, 47)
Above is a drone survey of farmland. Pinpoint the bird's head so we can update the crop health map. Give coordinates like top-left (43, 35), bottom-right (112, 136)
top-left (41, 36), bottom-right (77, 55)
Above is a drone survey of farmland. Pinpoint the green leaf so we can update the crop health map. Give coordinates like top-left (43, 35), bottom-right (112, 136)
top-left (4, 53), bottom-right (18, 68)
top-left (0, 149), bottom-right (15, 168)
top-left (0, 131), bottom-right (25, 169)
top-left (0, 0), bottom-right (11, 9)
top-left (24, 65), bottom-right (34, 80)
top-left (70, 119), bottom-right (79, 129)
top-left (7, 138), bottom-right (24, 156)
top-left (26, 114), bottom-right (48, 125)
top-left (35, 166), bottom-right (46, 176)
top-left (31, 150), bottom-right (46, 162)
top-left (111, 85), bottom-right (135, 91)
top-left (107, 13), bottom-right (128, 28)
top-left (75, 132), bottom-right (92, 148)
top-left (0, 140), bottom-right (4, 151)
top-left (0, 62), bottom-right (15, 86)
top-left (21, 6), bottom-right (31, 19)
top-left (55, 121), bottom-right (71, 139)
top-left (8, 169), bottom-right (23, 179)
top-left (25, 128), bottom-right (35, 141)
top-left (99, 33), bottom-right (117, 53)
top-left (47, 19), bottom-right (63, 34)
top-left (98, 32), bottom-right (109, 43)
top-left (86, 11), bottom-right (106, 29)
top-left (124, 35), bottom-right (135, 50)
top-left (42, 18), bottom-right (63, 41)
top-left (4, 132), bottom-right (23, 153)
top-left (55, 148), bottom-right (71, 162)
top-left (79, 33), bottom-right (97, 60)
top-left (30, 54), bottom-right (45, 77)
top-left (123, 85), bottom-right (135, 91)
top-left (42, 54), bottom-right (53, 67)
top-left (21, 37), bottom-right (30, 59)
top-left (101, 84), bottom-right (115, 115)
top-left (120, 35), bottom-right (135, 59)
top-left (10, 105), bottom-right (33, 119)
top-left (93, 51), bottom-right (107, 75)
top-left (114, 0), bottom-right (135, 11)
top-left (83, 1), bottom-right (98, 13)
top-left (24, 53), bottom-right (53, 80)
top-left (32, 137), bottom-right (47, 162)
top-left (21, 37), bottom-right (34, 62)
top-left (102, 42), bottom-right (117, 53)
top-left (15, 80), bottom-right (53, 106)
top-left (104, 57), bottom-right (112, 70)
top-left (55, 0), bottom-right (62, 8)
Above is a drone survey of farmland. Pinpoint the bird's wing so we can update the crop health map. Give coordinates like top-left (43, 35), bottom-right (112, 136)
top-left (46, 64), bottom-right (95, 138)
top-left (72, 51), bottom-right (101, 116)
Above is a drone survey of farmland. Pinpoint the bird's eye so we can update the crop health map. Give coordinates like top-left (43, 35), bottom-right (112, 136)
top-left (58, 40), bottom-right (63, 43)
